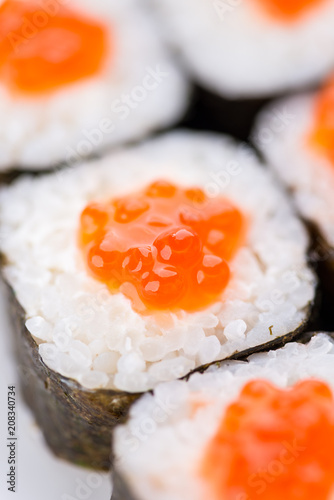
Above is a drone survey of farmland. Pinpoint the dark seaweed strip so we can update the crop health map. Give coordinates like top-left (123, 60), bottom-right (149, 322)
top-left (7, 283), bottom-right (141, 470)
top-left (111, 470), bottom-right (139, 500)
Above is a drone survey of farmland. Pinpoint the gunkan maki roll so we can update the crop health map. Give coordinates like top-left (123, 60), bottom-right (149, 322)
top-left (112, 332), bottom-right (334, 500)
top-left (0, 0), bottom-right (188, 171)
top-left (149, 0), bottom-right (334, 139)
top-left (0, 131), bottom-right (316, 468)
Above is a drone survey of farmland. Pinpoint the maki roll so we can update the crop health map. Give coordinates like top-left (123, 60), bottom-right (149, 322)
top-left (112, 332), bottom-right (334, 500)
top-left (151, 0), bottom-right (334, 98)
top-left (149, 0), bottom-right (334, 139)
top-left (0, 0), bottom-right (188, 172)
top-left (253, 76), bottom-right (334, 319)
top-left (0, 131), bottom-right (315, 469)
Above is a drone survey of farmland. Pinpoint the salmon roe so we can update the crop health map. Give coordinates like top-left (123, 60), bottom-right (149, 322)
top-left (79, 180), bottom-right (245, 312)
top-left (254, 0), bottom-right (325, 20)
top-left (0, 0), bottom-right (108, 94)
top-left (202, 379), bottom-right (334, 500)
top-left (310, 76), bottom-right (334, 164)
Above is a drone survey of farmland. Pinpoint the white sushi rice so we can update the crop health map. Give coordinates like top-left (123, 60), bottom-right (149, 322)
top-left (0, 131), bottom-right (316, 392)
top-left (0, 0), bottom-right (188, 171)
top-left (113, 333), bottom-right (334, 500)
top-left (253, 92), bottom-right (334, 249)
top-left (149, 0), bottom-right (334, 98)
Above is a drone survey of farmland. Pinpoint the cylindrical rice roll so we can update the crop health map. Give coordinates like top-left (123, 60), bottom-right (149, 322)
top-left (149, 0), bottom-right (334, 139)
top-left (0, 0), bottom-right (188, 172)
top-left (0, 131), bottom-right (316, 469)
top-left (252, 76), bottom-right (334, 326)
top-left (112, 332), bottom-right (334, 500)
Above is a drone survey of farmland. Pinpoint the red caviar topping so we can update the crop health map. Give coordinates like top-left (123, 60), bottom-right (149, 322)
top-left (202, 379), bottom-right (334, 500)
top-left (310, 76), bottom-right (334, 164)
top-left (0, 0), bottom-right (108, 94)
top-left (254, 0), bottom-right (325, 20)
top-left (79, 181), bottom-right (245, 312)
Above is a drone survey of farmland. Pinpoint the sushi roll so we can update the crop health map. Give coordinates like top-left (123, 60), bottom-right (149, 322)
top-left (0, 131), bottom-right (316, 469)
top-left (252, 76), bottom-right (334, 324)
top-left (112, 332), bottom-right (334, 500)
top-left (0, 0), bottom-right (188, 172)
top-left (149, 0), bottom-right (334, 139)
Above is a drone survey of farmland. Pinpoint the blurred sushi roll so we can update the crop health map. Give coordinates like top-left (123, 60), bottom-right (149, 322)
top-left (0, 0), bottom-right (188, 172)
top-left (253, 76), bottom-right (334, 319)
top-left (0, 131), bottom-right (316, 468)
top-left (149, 0), bottom-right (334, 139)
top-left (112, 332), bottom-right (334, 500)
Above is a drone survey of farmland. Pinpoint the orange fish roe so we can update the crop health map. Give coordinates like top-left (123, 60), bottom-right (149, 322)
top-left (79, 180), bottom-right (245, 312)
top-left (0, 0), bottom-right (108, 94)
top-left (254, 0), bottom-right (325, 20)
top-left (310, 76), bottom-right (334, 164)
top-left (201, 379), bottom-right (334, 500)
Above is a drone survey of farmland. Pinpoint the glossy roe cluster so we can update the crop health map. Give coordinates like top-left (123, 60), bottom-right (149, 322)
top-left (310, 76), bottom-right (334, 164)
top-left (79, 180), bottom-right (245, 313)
top-left (202, 379), bottom-right (334, 500)
top-left (0, 0), bottom-right (108, 94)
top-left (255, 0), bottom-right (324, 20)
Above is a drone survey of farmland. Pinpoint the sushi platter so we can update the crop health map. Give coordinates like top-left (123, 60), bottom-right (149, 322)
top-left (1, 0), bottom-right (334, 499)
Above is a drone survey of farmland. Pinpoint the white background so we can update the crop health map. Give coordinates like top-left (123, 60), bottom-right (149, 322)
top-left (0, 280), bottom-right (112, 500)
